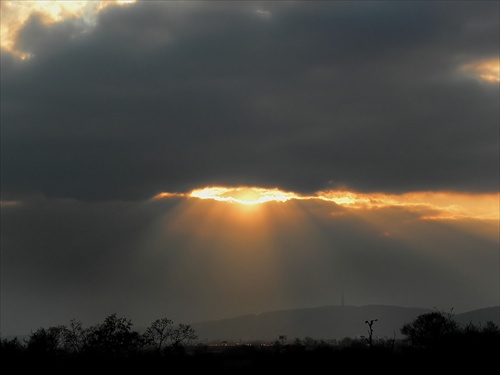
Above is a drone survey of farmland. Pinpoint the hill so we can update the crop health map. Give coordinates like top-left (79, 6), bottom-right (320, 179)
top-left (453, 305), bottom-right (499, 327)
top-left (191, 305), bottom-right (499, 342)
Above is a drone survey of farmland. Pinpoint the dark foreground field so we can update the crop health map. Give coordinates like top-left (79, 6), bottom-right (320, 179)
top-left (3, 310), bottom-right (498, 373)
top-left (3, 342), bottom-right (498, 374)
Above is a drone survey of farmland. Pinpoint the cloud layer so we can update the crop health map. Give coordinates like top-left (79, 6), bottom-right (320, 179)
top-left (1, 1), bottom-right (498, 201)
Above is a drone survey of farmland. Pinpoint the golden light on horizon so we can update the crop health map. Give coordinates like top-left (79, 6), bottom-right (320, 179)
top-left (317, 190), bottom-right (499, 221)
top-left (152, 186), bottom-right (499, 222)
top-left (0, 0), bottom-right (137, 59)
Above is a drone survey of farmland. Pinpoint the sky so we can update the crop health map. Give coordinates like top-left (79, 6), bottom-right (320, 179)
top-left (1, 0), bottom-right (499, 337)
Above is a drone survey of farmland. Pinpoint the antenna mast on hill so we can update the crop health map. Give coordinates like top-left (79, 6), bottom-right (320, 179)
top-left (341, 288), bottom-right (345, 307)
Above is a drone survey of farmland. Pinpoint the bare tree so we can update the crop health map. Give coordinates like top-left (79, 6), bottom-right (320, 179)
top-left (361, 319), bottom-right (378, 349)
top-left (84, 313), bottom-right (142, 357)
top-left (143, 319), bottom-right (196, 355)
top-left (143, 318), bottom-right (174, 354)
top-left (61, 319), bottom-right (85, 354)
top-left (170, 323), bottom-right (197, 353)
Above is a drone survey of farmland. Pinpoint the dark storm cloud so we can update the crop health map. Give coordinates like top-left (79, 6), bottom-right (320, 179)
top-left (1, 1), bottom-right (498, 201)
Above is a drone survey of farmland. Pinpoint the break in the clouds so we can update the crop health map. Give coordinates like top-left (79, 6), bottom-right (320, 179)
top-left (1, 0), bottom-right (499, 201)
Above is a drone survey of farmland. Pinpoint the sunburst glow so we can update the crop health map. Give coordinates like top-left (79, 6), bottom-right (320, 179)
top-left (148, 184), bottom-right (498, 314)
top-left (152, 186), bottom-right (499, 222)
top-left (188, 186), bottom-right (299, 205)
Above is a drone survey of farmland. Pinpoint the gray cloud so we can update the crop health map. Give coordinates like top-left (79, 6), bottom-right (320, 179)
top-left (1, 1), bottom-right (498, 201)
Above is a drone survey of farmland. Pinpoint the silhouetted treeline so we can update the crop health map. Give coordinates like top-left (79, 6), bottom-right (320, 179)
top-left (1, 313), bottom-right (197, 372)
top-left (1, 310), bottom-right (499, 373)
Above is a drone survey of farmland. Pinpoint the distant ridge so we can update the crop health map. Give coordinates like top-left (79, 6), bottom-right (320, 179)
top-left (191, 305), bottom-right (499, 342)
top-left (453, 306), bottom-right (500, 326)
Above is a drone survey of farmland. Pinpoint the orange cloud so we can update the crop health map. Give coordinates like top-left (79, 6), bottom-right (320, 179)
top-left (152, 186), bottom-right (499, 222)
top-left (0, 200), bottom-right (21, 207)
top-left (461, 58), bottom-right (500, 83)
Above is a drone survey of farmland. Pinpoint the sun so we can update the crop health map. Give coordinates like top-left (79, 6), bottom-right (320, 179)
top-left (189, 186), bottom-right (299, 205)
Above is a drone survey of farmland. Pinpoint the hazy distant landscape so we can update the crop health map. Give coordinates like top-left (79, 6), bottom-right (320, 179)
top-left (190, 304), bottom-right (500, 343)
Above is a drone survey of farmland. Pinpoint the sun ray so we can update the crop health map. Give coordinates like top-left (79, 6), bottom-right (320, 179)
top-left (143, 186), bottom-right (343, 316)
top-left (140, 184), bottom-right (500, 316)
